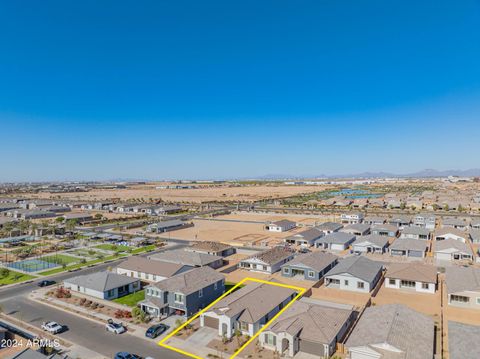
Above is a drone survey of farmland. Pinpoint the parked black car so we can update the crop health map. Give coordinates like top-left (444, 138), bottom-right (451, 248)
top-left (145, 323), bottom-right (168, 338)
top-left (37, 280), bottom-right (56, 287)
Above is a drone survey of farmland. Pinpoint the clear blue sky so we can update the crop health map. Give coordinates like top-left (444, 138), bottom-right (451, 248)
top-left (1, 0), bottom-right (480, 181)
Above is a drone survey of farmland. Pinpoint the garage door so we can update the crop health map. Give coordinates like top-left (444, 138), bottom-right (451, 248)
top-left (298, 339), bottom-right (324, 357)
top-left (203, 315), bottom-right (219, 329)
top-left (409, 250), bottom-right (424, 258)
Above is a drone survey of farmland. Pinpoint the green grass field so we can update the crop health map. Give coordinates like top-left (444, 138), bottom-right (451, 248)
top-left (0, 270), bottom-right (35, 286)
top-left (38, 253), bottom-right (128, 276)
top-left (95, 244), bottom-right (131, 252)
top-left (130, 245), bottom-right (155, 254)
top-left (113, 290), bottom-right (145, 307)
top-left (41, 254), bottom-right (80, 265)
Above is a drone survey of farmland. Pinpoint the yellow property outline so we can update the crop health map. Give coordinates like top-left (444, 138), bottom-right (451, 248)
top-left (158, 277), bottom-right (306, 359)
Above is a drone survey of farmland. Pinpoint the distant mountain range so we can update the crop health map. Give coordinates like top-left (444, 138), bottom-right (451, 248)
top-left (254, 168), bottom-right (480, 180)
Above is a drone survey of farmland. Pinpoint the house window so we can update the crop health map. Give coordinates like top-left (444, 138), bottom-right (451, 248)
top-left (450, 295), bottom-right (469, 303)
top-left (153, 275), bottom-right (157, 281)
top-left (476, 298), bottom-right (480, 305)
top-left (344, 280), bottom-right (349, 286)
top-left (264, 333), bottom-right (276, 346)
top-left (389, 279), bottom-right (396, 285)
top-left (357, 282), bottom-right (365, 289)
top-left (263, 265), bottom-right (267, 271)
top-left (174, 293), bottom-right (184, 304)
top-left (240, 321), bottom-right (248, 331)
top-left (421, 283), bottom-right (430, 290)
top-left (308, 271), bottom-right (315, 278)
top-left (199, 289), bottom-right (203, 298)
top-left (283, 268), bottom-right (290, 274)
top-left (214, 282), bottom-right (218, 290)
top-left (400, 280), bottom-right (415, 288)
top-left (146, 288), bottom-right (151, 296)
top-left (107, 289), bottom-right (115, 297)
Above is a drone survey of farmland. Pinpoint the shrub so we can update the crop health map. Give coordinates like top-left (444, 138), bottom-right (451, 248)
top-left (79, 298), bottom-right (86, 305)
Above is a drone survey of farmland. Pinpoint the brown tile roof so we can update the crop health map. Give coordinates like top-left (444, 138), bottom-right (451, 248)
top-left (189, 241), bottom-right (233, 252)
top-left (386, 262), bottom-right (437, 284)
top-left (152, 266), bottom-right (224, 295)
top-left (267, 300), bottom-right (352, 344)
top-left (244, 247), bottom-right (294, 265)
top-left (118, 256), bottom-right (191, 277)
top-left (211, 281), bottom-right (296, 323)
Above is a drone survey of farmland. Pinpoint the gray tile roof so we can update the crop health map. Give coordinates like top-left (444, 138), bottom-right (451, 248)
top-left (346, 304), bottom-right (434, 359)
top-left (285, 227), bottom-right (324, 242)
top-left (434, 239), bottom-right (472, 254)
top-left (341, 223), bottom-right (370, 233)
top-left (371, 223), bottom-right (398, 233)
top-left (390, 239), bottom-right (428, 252)
top-left (316, 222), bottom-right (343, 232)
top-left (470, 228), bottom-right (480, 242)
top-left (401, 226), bottom-right (431, 236)
top-left (152, 266), bottom-right (224, 295)
top-left (325, 256), bottom-right (383, 282)
top-left (283, 251), bottom-right (338, 272)
top-left (315, 232), bottom-right (355, 245)
top-left (448, 321), bottom-right (480, 359)
top-left (65, 271), bottom-right (139, 292)
top-left (267, 299), bottom-right (352, 344)
top-left (445, 266), bottom-right (480, 294)
top-left (149, 249), bottom-right (222, 267)
top-left (353, 234), bottom-right (389, 248)
top-left (154, 219), bottom-right (185, 229)
top-left (271, 219), bottom-right (296, 227)
top-left (434, 228), bottom-right (467, 239)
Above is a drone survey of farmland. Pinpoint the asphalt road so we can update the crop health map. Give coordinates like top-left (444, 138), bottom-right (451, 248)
top-left (0, 242), bottom-right (188, 359)
top-left (1, 297), bottom-right (184, 359)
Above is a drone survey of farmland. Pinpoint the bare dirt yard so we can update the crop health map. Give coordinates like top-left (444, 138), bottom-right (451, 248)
top-left (166, 218), bottom-right (303, 246)
top-left (28, 183), bottom-right (329, 203)
top-left (218, 212), bottom-right (336, 226)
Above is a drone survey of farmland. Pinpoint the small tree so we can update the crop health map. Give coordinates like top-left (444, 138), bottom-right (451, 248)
top-left (0, 267), bottom-right (10, 278)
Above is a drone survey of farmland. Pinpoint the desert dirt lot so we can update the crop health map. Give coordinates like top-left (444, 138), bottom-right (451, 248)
top-left (218, 212), bottom-right (338, 226)
top-left (165, 218), bottom-right (305, 246)
top-left (28, 183), bottom-right (330, 203)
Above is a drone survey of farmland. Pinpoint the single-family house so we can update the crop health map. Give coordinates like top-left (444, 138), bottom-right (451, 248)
top-left (434, 239), bottom-right (473, 262)
top-left (146, 219), bottom-right (190, 233)
top-left (284, 227), bottom-right (324, 247)
top-left (448, 321), bottom-right (480, 359)
top-left (388, 215), bottom-right (411, 229)
top-left (148, 249), bottom-right (224, 269)
top-left (389, 239), bottom-right (428, 258)
top-left (351, 235), bottom-right (389, 254)
top-left (281, 252), bottom-right (338, 281)
top-left (324, 256), bottom-right (383, 293)
top-left (385, 263), bottom-right (437, 294)
top-left (400, 226), bottom-right (431, 240)
top-left (314, 232), bottom-right (356, 251)
top-left (346, 304), bottom-right (434, 359)
top-left (413, 213), bottom-right (436, 230)
top-left (340, 223), bottom-right (371, 236)
top-left (239, 247), bottom-right (295, 274)
top-left (200, 281), bottom-right (297, 339)
top-left (470, 220), bottom-right (480, 230)
top-left (116, 256), bottom-right (193, 282)
top-left (370, 223), bottom-right (398, 237)
top-left (140, 266), bottom-right (225, 318)
top-left (265, 220), bottom-right (296, 232)
top-left (363, 216), bottom-right (385, 226)
top-left (316, 222), bottom-right (343, 234)
top-left (340, 213), bottom-right (364, 224)
top-left (185, 241), bottom-right (236, 257)
top-left (442, 217), bottom-right (469, 231)
top-left (259, 299), bottom-right (354, 359)
top-left (470, 228), bottom-right (480, 243)
top-left (63, 271), bottom-right (140, 300)
top-left (445, 266), bottom-right (480, 310)
top-left (434, 228), bottom-right (468, 243)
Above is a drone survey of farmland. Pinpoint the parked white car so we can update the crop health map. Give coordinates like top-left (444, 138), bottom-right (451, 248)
top-left (105, 319), bottom-right (126, 334)
top-left (41, 321), bottom-right (63, 334)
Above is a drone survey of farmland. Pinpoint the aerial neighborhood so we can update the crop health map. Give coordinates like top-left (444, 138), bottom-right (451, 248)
top-left (1, 179), bottom-right (480, 359)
